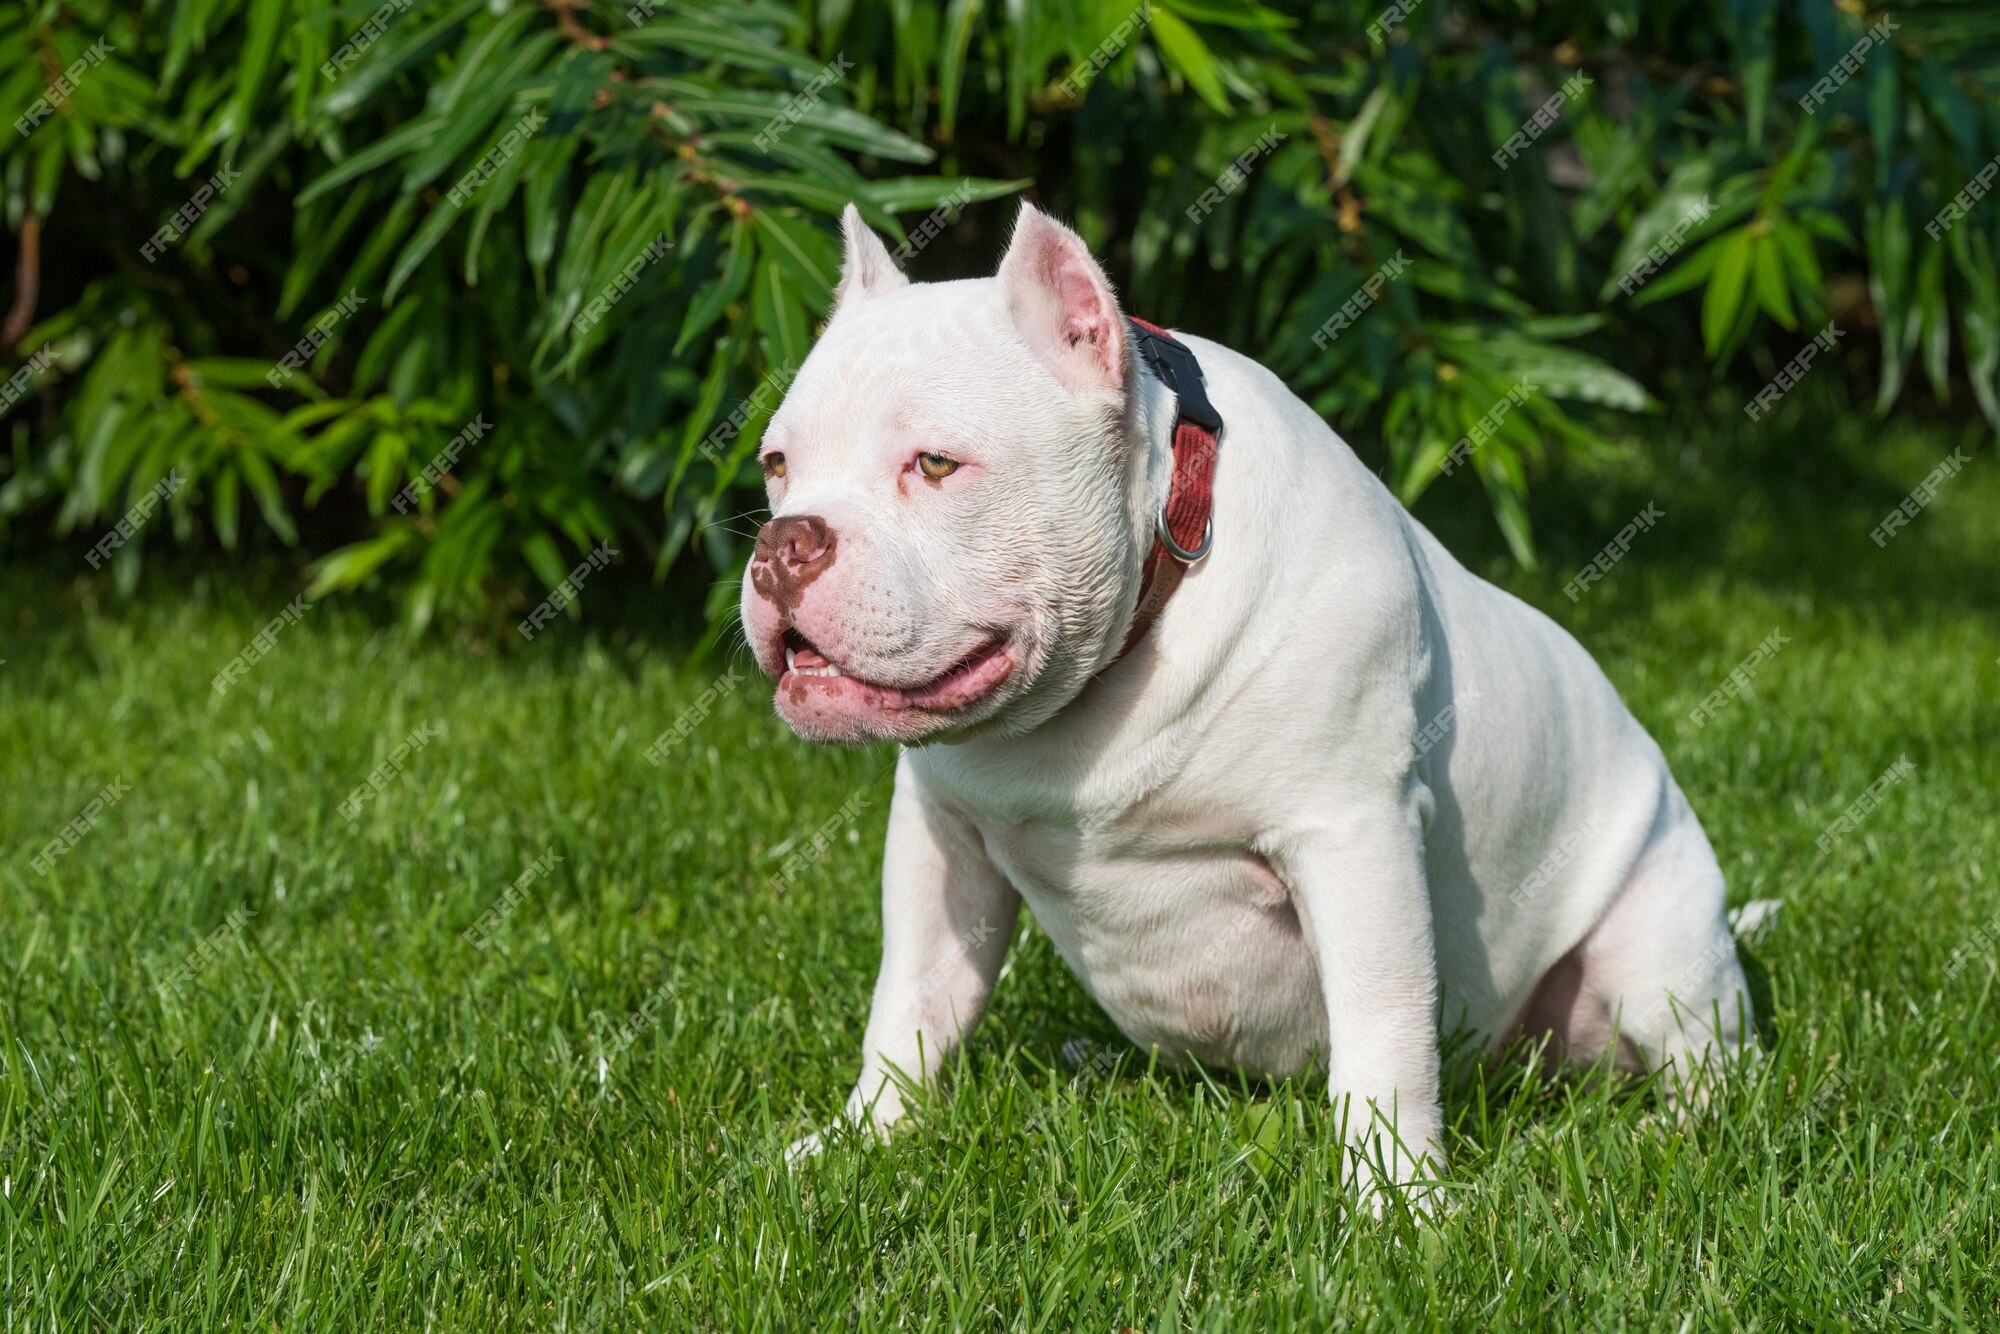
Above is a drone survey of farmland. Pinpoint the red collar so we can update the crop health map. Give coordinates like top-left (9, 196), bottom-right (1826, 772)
top-left (1116, 317), bottom-right (1222, 660)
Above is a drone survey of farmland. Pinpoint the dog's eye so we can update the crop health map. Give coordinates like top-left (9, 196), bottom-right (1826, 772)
top-left (917, 452), bottom-right (959, 480)
top-left (762, 453), bottom-right (786, 480)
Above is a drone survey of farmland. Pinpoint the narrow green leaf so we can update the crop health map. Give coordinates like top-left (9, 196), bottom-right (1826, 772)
top-left (749, 208), bottom-right (837, 312)
top-left (752, 255), bottom-right (811, 370)
top-left (676, 218), bottom-right (756, 356)
top-left (1148, 10), bottom-right (1230, 113)
top-left (1749, 232), bottom-right (1797, 330)
top-left (1701, 230), bottom-right (1754, 357)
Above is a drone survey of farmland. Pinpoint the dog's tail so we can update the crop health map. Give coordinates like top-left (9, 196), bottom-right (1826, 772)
top-left (1727, 898), bottom-right (1783, 945)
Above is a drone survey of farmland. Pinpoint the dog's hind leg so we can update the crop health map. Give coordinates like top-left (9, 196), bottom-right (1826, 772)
top-left (1567, 783), bottom-right (1756, 1104)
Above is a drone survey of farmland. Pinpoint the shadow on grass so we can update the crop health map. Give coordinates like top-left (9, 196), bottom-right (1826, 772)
top-left (934, 902), bottom-right (1794, 1179)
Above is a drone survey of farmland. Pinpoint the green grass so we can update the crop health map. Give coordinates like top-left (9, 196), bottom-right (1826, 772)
top-left (3, 393), bottom-right (1998, 1329)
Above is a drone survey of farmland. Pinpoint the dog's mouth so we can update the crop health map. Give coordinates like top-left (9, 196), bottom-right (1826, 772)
top-left (780, 626), bottom-right (1015, 714)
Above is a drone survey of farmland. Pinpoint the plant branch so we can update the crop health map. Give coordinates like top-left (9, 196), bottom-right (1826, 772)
top-left (3, 212), bottom-right (41, 348)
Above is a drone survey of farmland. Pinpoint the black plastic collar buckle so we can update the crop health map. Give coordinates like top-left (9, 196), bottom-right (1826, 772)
top-left (1128, 319), bottom-right (1223, 433)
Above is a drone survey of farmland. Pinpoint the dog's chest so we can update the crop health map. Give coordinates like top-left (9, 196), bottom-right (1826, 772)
top-left (965, 805), bottom-right (1327, 1076)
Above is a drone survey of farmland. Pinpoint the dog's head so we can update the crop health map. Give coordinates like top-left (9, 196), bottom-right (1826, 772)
top-left (740, 201), bottom-right (1145, 745)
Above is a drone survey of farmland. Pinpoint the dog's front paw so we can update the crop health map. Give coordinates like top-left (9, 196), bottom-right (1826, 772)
top-left (1341, 1125), bottom-right (1447, 1223)
top-left (788, 1077), bottom-right (910, 1167)
top-left (784, 1113), bottom-right (895, 1167)
top-left (1356, 1170), bottom-right (1451, 1225)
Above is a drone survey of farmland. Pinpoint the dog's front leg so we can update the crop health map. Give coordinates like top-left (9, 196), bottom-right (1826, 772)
top-left (1268, 792), bottom-right (1445, 1208)
top-left (790, 755), bottom-right (1020, 1160)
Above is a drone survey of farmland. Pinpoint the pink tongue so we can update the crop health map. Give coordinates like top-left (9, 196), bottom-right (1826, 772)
top-left (792, 644), bottom-right (830, 670)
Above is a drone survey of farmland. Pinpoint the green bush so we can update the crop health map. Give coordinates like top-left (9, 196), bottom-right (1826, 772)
top-left (2, 0), bottom-right (1995, 628)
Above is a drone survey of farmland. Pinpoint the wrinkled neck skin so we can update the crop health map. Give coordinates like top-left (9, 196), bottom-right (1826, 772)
top-left (937, 346), bottom-right (1177, 751)
top-left (912, 340), bottom-right (1268, 829)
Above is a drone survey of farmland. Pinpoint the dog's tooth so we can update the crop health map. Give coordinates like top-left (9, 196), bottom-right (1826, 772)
top-left (785, 657), bottom-right (846, 679)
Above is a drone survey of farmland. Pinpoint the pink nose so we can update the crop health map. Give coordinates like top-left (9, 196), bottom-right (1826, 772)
top-left (751, 514), bottom-right (837, 611)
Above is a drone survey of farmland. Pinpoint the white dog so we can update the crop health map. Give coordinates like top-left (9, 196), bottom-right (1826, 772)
top-left (740, 201), bottom-right (1754, 1194)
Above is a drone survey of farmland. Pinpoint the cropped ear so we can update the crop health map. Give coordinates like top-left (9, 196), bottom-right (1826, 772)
top-left (995, 202), bottom-right (1125, 395)
top-left (833, 203), bottom-right (909, 311)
